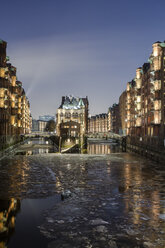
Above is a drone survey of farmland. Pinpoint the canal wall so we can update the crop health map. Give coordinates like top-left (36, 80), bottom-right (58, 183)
top-left (61, 144), bottom-right (80, 153)
top-left (0, 137), bottom-right (28, 159)
top-left (50, 136), bottom-right (87, 153)
top-left (0, 135), bottom-right (23, 151)
top-left (125, 136), bottom-right (165, 164)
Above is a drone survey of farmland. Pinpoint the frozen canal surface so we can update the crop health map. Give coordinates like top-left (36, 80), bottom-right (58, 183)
top-left (0, 143), bottom-right (165, 247)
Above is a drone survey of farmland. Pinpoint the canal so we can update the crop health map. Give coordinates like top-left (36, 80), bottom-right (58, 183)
top-left (0, 138), bottom-right (165, 248)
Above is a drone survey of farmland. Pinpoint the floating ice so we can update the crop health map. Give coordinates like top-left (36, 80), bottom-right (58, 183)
top-left (90, 218), bottom-right (109, 225)
top-left (159, 214), bottom-right (165, 220)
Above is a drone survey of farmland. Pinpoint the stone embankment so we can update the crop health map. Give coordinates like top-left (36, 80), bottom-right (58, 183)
top-left (0, 140), bottom-right (26, 160)
top-left (126, 140), bottom-right (165, 164)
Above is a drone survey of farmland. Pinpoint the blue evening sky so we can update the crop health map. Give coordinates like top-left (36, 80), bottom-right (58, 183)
top-left (1, 0), bottom-right (165, 118)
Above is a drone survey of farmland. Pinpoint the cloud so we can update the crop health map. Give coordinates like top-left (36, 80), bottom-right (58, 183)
top-left (7, 33), bottom-right (142, 118)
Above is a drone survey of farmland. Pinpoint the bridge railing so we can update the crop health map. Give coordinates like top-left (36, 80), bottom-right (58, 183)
top-left (87, 132), bottom-right (122, 139)
top-left (23, 132), bottom-right (56, 137)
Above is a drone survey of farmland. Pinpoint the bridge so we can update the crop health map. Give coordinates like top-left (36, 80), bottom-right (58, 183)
top-left (23, 131), bottom-right (124, 141)
top-left (23, 132), bottom-right (55, 138)
top-left (22, 131), bottom-right (126, 152)
top-left (87, 132), bottom-right (123, 140)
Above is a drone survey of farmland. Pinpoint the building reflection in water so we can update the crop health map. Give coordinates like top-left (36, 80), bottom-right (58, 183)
top-left (87, 143), bottom-right (120, 154)
top-left (27, 138), bottom-right (49, 145)
top-left (106, 161), bottom-right (111, 175)
top-left (0, 198), bottom-right (20, 248)
top-left (55, 176), bottom-right (63, 193)
top-left (15, 148), bottom-right (54, 156)
top-left (122, 163), bottom-right (162, 233)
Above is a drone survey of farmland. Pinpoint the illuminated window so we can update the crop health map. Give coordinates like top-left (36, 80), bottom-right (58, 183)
top-left (153, 57), bottom-right (161, 70)
top-left (154, 100), bottom-right (161, 110)
top-left (18, 120), bottom-right (21, 127)
top-left (136, 117), bottom-right (142, 127)
top-left (0, 68), bottom-right (5, 78)
top-left (10, 116), bottom-right (15, 125)
top-left (137, 96), bottom-right (141, 103)
top-left (11, 76), bottom-right (16, 86)
top-left (127, 104), bottom-right (131, 110)
top-left (153, 44), bottom-right (161, 57)
top-left (136, 79), bottom-right (141, 88)
top-left (154, 111), bottom-right (161, 124)
top-left (137, 103), bottom-right (141, 110)
top-left (0, 99), bottom-right (4, 108)
top-left (154, 80), bottom-right (161, 91)
top-left (72, 112), bottom-right (78, 117)
top-left (12, 101), bottom-right (16, 108)
top-left (65, 113), bottom-right (71, 118)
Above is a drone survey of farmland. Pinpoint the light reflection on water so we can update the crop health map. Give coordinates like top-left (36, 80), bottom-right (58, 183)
top-left (0, 198), bottom-right (20, 248)
top-left (119, 162), bottom-right (165, 243)
top-left (25, 138), bottom-right (50, 145)
top-left (17, 139), bottom-right (121, 155)
top-left (16, 148), bottom-right (54, 155)
top-left (0, 196), bottom-right (60, 248)
top-left (0, 142), bottom-right (165, 247)
top-left (87, 142), bottom-right (120, 154)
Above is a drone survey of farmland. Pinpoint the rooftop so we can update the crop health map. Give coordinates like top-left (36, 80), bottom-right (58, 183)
top-left (59, 95), bottom-right (86, 110)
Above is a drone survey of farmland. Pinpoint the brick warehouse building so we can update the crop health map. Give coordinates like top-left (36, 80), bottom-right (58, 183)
top-left (108, 104), bottom-right (120, 134)
top-left (88, 114), bottom-right (108, 134)
top-left (0, 39), bottom-right (31, 149)
top-left (125, 41), bottom-right (165, 147)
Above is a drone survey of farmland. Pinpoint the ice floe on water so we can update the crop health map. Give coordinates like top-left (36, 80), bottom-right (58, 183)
top-left (0, 151), bottom-right (165, 247)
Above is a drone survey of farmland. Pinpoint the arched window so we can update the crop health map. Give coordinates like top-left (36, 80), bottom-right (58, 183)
top-left (72, 112), bottom-right (78, 118)
top-left (65, 112), bottom-right (71, 118)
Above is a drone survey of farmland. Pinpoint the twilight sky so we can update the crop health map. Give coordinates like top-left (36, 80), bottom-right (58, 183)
top-left (1, 0), bottom-right (165, 118)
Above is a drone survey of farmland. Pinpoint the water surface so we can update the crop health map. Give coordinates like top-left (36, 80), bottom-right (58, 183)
top-left (0, 139), bottom-right (165, 247)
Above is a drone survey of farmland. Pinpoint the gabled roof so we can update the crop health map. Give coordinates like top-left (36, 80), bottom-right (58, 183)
top-left (59, 95), bottom-right (88, 110)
